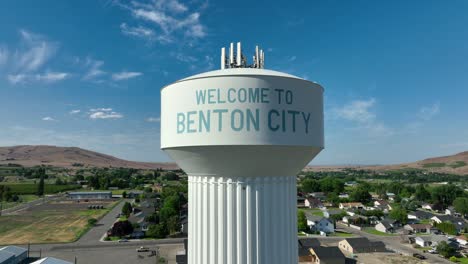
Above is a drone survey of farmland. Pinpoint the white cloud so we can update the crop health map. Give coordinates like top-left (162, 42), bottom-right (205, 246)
top-left (14, 30), bottom-right (57, 73)
top-left (146, 117), bottom-right (160, 122)
top-left (89, 108), bottom-right (123, 119)
top-left (69, 109), bottom-right (81, 114)
top-left (120, 23), bottom-right (156, 40)
top-left (82, 57), bottom-right (105, 80)
top-left (42, 116), bottom-right (56, 121)
top-left (119, 0), bottom-right (207, 43)
top-left (333, 98), bottom-right (376, 123)
top-left (35, 72), bottom-right (69, 82)
top-left (112, 71), bottom-right (143, 81)
top-left (7, 74), bottom-right (27, 84)
top-left (418, 103), bottom-right (440, 121)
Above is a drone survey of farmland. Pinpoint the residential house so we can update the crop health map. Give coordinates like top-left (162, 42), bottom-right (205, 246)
top-left (422, 203), bottom-right (444, 212)
top-left (403, 224), bottom-right (436, 234)
top-left (343, 215), bottom-right (368, 226)
top-left (309, 246), bottom-right (346, 264)
top-left (415, 236), bottom-right (453, 248)
top-left (345, 181), bottom-right (357, 187)
top-left (0, 250), bottom-right (15, 264)
top-left (0, 246), bottom-right (27, 264)
top-left (386, 193), bottom-right (396, 201)
top-left (456, 235), bottom-right (468, 246)
top-left (298, 238), bottom-right (320, 263)
top-left (305, 197), bottom-right (323, 209)
top-left (431, 215), bottom-right (468, 233)
top-left (445, 207), bottom-right (460, 217)
top-left (339, 202), bottom-right (364, 210)
top-left (306, 215), bottom-right (334, 234)
top-left (338, 237), bottom-right (386, 254)
top-left (408, 210), bottom-right (434, 220)
top-left (374, 200), bottom-right (389, 207)
top-left (31, 257), bottom-right (73, 264)
top-left (323, 209), bottom-right (343, 219)
top-left (375, 221), bottom-right (394, 233)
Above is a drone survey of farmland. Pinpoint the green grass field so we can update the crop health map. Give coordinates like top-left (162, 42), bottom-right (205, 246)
top-left (0, 183), bottom-right (80, 194)
top-left (1, 195), bottom-right (39, 210)
top-left (449, 161), bottom-right (467, 169)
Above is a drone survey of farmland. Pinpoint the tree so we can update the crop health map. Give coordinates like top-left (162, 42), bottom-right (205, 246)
top-left (111, 220), bottom-right (133, 237)
top-left (146, 223), bottom-right (168, 238)
top-left (122, 202), bottom-right (133, 217)
top-left (431, 185), bottom-right (463, 209)
top-left (436, 241), bottom-right (456, 258)
top-left (350, 185), bottom-right (372, 204)
top-left (122, 191), bottom-right (127, 198)
top-left (297, 210), bottom-right (308, 232)
top-left (435, 222), bottom-right (457, 235)
top-left (414, 184), bottom-right (431, 202)
top-left (37, 175), bottom-right (45, 196)
top-left (301, 179), bottom-right (320, 193)
top-left (389, 207), bottom-right (408, 224)
top-left (453, 197), bottom-right (468, 217)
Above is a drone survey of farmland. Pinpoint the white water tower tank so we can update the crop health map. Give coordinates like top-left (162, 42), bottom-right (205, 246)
top-left (161, 42), bottom-right (324, 264)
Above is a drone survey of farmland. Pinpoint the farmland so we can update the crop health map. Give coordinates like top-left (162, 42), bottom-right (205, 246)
top-left (0, 199), bottom-right (118, 244)
top-left (0, 183), bottom-right (80, 194)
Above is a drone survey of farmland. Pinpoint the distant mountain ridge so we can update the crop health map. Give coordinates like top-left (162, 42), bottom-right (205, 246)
top-left (307, 151), bottom-right (468, 175)
top-left (0, 145), bottom-right (178, 170)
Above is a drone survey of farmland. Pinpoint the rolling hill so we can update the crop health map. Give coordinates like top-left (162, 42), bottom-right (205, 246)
top-left (0, 145), bottom-right (178, 170)
top-left (308, 151), bottom-right (468, 175)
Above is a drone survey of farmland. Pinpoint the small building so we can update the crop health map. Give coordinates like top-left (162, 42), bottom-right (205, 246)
top-left (298, 238), bottom-right (320, 263)
top-left (0, 250), bottom-right (15, 264)
top-left (339, 202), bottom-right (364, 210)
top-left (408, 210), bottom-right (434, 220)
top-left (338, 237), bottom-right (386, 254)
top-left (309, 246), bottom-right (345, 264)
top-left (386, 193), bottom-right (396, 201)
top-left (338, 193), bottom-right (349, 199)
top-left (403, 224), bottom-right (436, 234)
top-left (375, 221), bottom-right (393, 233)
top-left (305, 197), bottom-right (323, 209)
top-left (414, 236), bottom-right (432, 247)
top-left (306, 215), bottom-right (334, 234)
top-left (68, 191), bottom-right (112, 200)
top-left (0, 246), bottom-right (27, 264)
top-left (445, 207), bottom-right (460, 217)
top-left (323, 209), bottom-right (343, 219)
top-left (374, 200), bottom-right (389, 207)
top-left (31, 257), bottom-right (73, 264)
top-left (422, 203), bottom-right (444, 212)
top-left (127, 191), bottom-right (144, 199)
top-left (297, 196), bottom-right (306, 207)
top-left (456, 235), bottom-right (468, 246)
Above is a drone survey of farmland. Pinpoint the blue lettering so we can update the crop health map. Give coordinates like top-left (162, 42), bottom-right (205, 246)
top-left (285, 90), bottom-right (293, 104)
top-left (199, 110), bottom-right (210, 132)
top-left (248, 88), bottom-right (259, 103)
top-left (227, 88), bottom-right (236, 103)
top-left (187, 111), bottom-right (196, 133)
top-left (213, 109), bottom-right (228, 131)
top-left (177, 113), bottom-right (185, 133)
top-left (274, 89), bottom-right (284, 104)
top-left (231, 109), bottom-right (244, 132)
top-left (238, 88), bottom-right (247, 103)
top-left (217, 89), bottom-right (226, 104)
top-left (246, 109), bottom-right (260, 131)
top-left (208, 89), bottom-right (216, 104)
top-left (288, 110), bottom-right (299, 132)
top-left (261, 88), bottom-right (270, 103)
top-left (268, 110), bottom-right (280, 131)
top-left (302, 112), bottom-right (311, 133)
top-left (196, 90), bottom-right (206, 105)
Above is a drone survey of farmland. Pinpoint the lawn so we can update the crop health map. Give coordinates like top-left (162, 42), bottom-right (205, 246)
top-left (455, 257), bottom-right (468, 264)
top-left (422, 163), bottom-right (446, 168)
top-left (0, 200), bottom-right (118, 244)
top-left (330, 231), bottom-right (355, 237)
top-left (1, 195), bottom-right (39, 210)
top-left (363, 227), bottom-right (397, 236)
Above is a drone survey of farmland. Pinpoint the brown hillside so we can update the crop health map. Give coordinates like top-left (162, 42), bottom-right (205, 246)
top-left (0, 145), bottom-right (178, 170)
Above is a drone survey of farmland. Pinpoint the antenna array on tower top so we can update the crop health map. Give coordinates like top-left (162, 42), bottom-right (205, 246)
top-left (220, 42), bottom-right (265, 69)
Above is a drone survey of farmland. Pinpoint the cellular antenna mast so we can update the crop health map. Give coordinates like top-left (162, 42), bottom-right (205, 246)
top-left (220, 42), bottom-right (265, 69)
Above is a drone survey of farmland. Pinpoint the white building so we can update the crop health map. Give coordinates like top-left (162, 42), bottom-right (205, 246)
top-left (306, 215), bottom-right (334, 234)
top-left (31, 257), bottom-right (73, 264)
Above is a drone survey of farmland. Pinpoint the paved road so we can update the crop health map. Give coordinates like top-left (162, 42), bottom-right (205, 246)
top-left (338, 223), bottom-right (451, 264)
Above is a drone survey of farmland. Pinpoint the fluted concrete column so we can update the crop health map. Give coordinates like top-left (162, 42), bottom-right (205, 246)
top-left (188, 175), bottom-right (297, 264)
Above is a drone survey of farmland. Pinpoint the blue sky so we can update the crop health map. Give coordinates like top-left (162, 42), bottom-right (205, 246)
top-left (1, 0), bottom-right (468, 165)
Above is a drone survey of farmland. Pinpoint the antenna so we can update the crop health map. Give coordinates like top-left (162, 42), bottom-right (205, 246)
top-left (220, 42), bottom-right (266, 69)
top-left (221, 47), bottom-right (226, 70)
top-left (229, 42), bottom-right (234, 66)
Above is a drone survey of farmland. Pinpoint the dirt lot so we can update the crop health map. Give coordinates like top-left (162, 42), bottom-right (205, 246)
top-left (0, 199), bottom-right (118, 244)
top-left (354, 253), bottom-right (427, 264)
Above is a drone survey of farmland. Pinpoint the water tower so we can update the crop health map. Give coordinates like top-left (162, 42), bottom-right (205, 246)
top-left (161, 42), bottom-right (324, 264)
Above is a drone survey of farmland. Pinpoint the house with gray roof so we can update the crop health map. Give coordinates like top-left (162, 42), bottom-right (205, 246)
top-left (310, 246), bottom-right (345, 264)
top-left (338, 237), bottom-right (386, 254)
top-left (0, 246), bottom-right (27, 264)
top-left (306, 214), bottom-right (334, 234)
